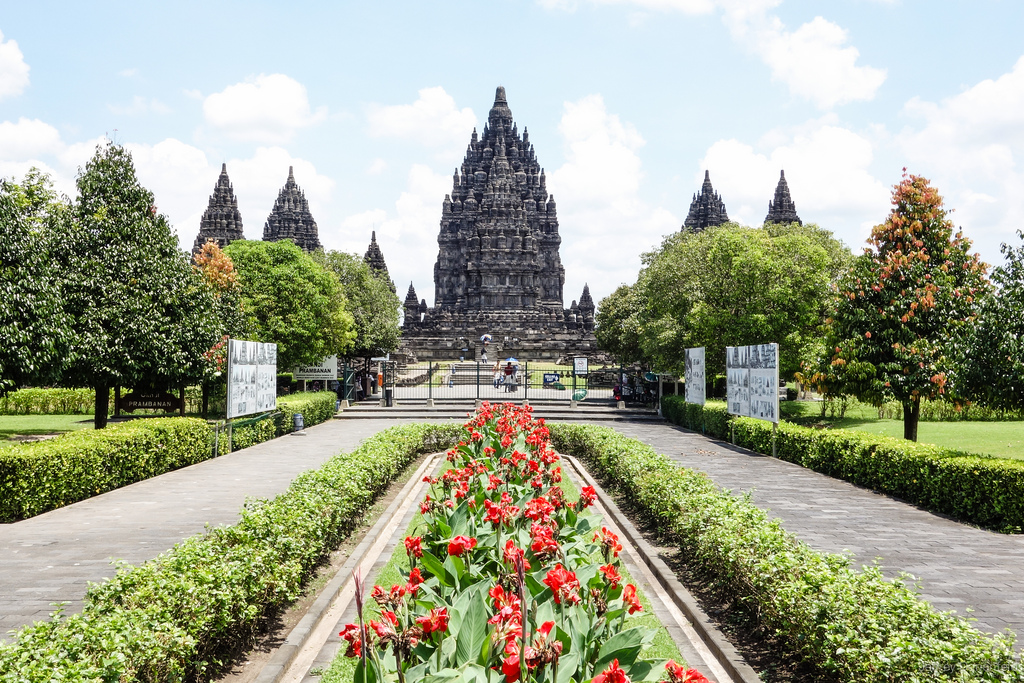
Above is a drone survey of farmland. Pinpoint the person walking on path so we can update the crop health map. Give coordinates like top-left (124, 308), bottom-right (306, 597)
top-left (504, 362), bottom-right (516, 392)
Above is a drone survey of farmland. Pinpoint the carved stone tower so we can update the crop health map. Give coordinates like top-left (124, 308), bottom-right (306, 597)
top-left (764, 170), bottom-right (801, 226)
top-left (364, 230), bottom-right (396, 292)
top-left (263, 167), bottom-right (321, 252)
top-left (192, 163), bottom-right (244, 255)
top-left (400, 86), bottom-right (596, 362)
top-left (683, 171), bottom-right (729, 232)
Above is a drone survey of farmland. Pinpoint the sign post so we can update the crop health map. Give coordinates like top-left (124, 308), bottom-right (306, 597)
top-left (227, 339), bottom-right (278, 452)
top-left (726, 343), bottom-right (780, 453)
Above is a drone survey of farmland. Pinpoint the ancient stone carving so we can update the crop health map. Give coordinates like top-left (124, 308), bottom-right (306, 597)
top-left (192, 163), bottom-right (244, 255)
top-left (764, 170), bottom-right (802, 226)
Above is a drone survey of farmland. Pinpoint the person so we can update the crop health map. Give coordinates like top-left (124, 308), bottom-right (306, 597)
top-left (493, 361), bottom-right (502, 389)
top-left (504, 362), bottom-right (515, 392)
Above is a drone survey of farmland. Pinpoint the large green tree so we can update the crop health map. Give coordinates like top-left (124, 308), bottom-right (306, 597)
top-left (224, 239), bottom-right (355, 371)
top-left (595, 283), bottom-right (646, 365)
top-left (637, 221), bottom-right (852, 378)
top-left (824, 173), bottom-right (989, 441)
top-left (314, 250), bottom-right (401, 363)
top-left (0, 174), bottom-right (70, 395)
top-left (55, 143), bottom-right (218, 428)
top-left (960, 229), bottom-right (1024, 410)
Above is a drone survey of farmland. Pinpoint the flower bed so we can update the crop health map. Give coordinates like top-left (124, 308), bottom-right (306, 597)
top-left (334, 403), bottom-right (710, 683)
top-left (549, 423), bottom-right (1024, 682)
top-left (661, 395), bottom-right (1024, 532)
top-left (0, 423), bottom-right (463, 682)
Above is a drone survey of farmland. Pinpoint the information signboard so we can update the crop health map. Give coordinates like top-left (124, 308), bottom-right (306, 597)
top-left (684, 347), bottom-right (705, 405)
top-left (293, 355), bottom-right (338, 381)
top-left (726, 343), bottom-right (779, 423)
top-left (573, 357), bottom-right (589, 376)
top-left (227, 339), bottom-right (278, 419)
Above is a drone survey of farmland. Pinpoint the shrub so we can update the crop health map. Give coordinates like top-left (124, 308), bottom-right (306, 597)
top-left (0, 388), bottom-right (104, 415)
top-left (0, 422), bottom-right (463, 682)
top-left (275, 391), bottom-right (337, 435)
top-left (660, 395), bottom-right (1024, 531)
top-left (0, 418), bottom-right (213, 522)
top-left (549, 424), bottom-right (1024, 682)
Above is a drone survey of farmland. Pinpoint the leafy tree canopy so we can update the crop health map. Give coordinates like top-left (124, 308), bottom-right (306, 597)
top-left (55, 142), bottom-right (218, 426)
top-left (224, 239), bottom-right (356, 370)
top-left (194, 240), bottom-right (247, 340)
top-left (595, 283), bottom-right (646, 366)
top-left (637, 221), bottom-right (852, 377)
top-left (0, 175), bottom-right (70, 395)
top-left (314, 250), bottom-right (401, 361)
top-left (823, 172), bottom-right (989, 440)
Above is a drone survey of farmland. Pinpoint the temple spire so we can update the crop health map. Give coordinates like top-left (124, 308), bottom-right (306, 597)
top-left (192, 163), bottom-right (244, 255)
top-left (263, 167), bottom-right (321, 251)
top-left (682, 170), bottom-right (729, 232)
top-left (764, 170), bottom-right (802, 226)
top-left (364, 231), bottom-right (397, 293)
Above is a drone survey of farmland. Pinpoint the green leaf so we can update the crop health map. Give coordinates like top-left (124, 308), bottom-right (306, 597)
top-left (593, 626), bottom-right (653, 671)
top-left (454, 589), bottom-right (489, 667)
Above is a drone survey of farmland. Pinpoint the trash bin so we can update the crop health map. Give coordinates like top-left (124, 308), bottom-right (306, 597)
top-left (385, 388), bottom-right (394, 407)
top-left (293, 413), bottom-right (305, 432)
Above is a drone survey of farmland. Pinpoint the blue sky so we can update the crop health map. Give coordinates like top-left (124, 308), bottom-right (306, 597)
top-left (2, 0), bottom-right (1024, 307)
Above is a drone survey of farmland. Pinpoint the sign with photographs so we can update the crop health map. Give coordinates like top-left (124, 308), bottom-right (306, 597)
top-left (293, 355), bottom-right (338, 381)
top-left (227, 339), bottom-right (278, 419)
top-left (726, 343), bottom-right (779, 423)
top-left (684, 347), bottom-right (705, 405)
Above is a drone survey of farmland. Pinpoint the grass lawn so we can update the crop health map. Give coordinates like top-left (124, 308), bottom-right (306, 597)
top-left (0, 414), bottom-right (94, 442)
top-left (781, 401), bottom-right (1024, 460)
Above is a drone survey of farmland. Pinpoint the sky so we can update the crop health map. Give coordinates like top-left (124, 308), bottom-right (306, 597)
top-left (2, 0), bottom-right (1024, 308)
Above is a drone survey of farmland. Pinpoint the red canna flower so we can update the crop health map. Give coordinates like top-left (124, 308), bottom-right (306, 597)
top-left (600, 563), bottom-right (622, 589)
top-left (404, 535), bottom-right (423, 558)
top-left (663, 660), bottom-right (711, 683)
top-left (415, 607), bottom-right (450, 635)
top-left (580, 485), bottom-right (598, 508)
top-left (448, 535), bottom-right (478, 557)
top-left (623, 584), bottom-right (642, 614)
top-left (406, 567), bottom-right (424, 595)
top-left (543, 563), bottom-right (581, 605)
top-left (593, 658), bottom-right (631, 683)
top-left (594, 526), bottom-right (623, 560)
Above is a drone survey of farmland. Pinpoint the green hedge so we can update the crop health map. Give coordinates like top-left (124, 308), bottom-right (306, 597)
top-left (0, 418), bottom-right (214, 522)
top-left (275, 391), bottom-right (337, 435)
top-left (549, 424), bottom-right (1024, 682)
top-left (661, 395), bottom-right (1024, 532)
top-left (0, 388), bottom-right (103, 415)
top-left (0, 422), bottom-right (463, 682)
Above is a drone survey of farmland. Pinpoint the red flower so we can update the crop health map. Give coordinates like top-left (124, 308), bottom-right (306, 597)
top-left (543, 563), bottom-right (581, 605)
top-left (524, 496), bottom-right (556, 523)
top-left (503, 540), bottom-right (532, 571)
top-left (580, 485), bottom-right (598, 508)
top-left (338, 622), bottom-right (369, 658)
top-left (448, 535), bottom-right (478, 557)
top-left (404, 535), bottom-right (423, 558)
top-left (529, 524), bottom-right (560, 557)
top-left (406, 567), bottom-right (424, 594)
top-left (501, 648), bottom-right (521, 682)
top-left (664, 660), bottom-right (711, 683)
top-left (623, 584), bottom-right (642, 614)
top-left (415, 607), bottom-right (450, 635)
top-left (599, 563), bottom-right (622, 589)
top-left (593, 658), bottom-right (631, 683)
top-left (594, 526), bottom-right (623, 559)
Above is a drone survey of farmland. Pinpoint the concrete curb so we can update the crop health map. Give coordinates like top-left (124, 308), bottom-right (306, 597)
top-left (562, 455), bottom-right (763, 683)
top-left (253, 453), bottom-right (439, 683)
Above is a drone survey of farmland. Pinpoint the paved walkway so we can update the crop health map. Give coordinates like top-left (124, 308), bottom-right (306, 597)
top-left (0, 418), bottom-right (451, 642)
top-left (609, 422), bottom-right (1024, 637)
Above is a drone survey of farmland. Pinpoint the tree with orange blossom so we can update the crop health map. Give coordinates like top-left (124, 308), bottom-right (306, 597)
top-left (823, 171), bottom-right (989, 441)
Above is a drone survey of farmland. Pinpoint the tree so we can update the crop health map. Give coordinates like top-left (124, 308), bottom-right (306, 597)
top-left (54, 142), bottom-right (218, 428)
top-left (595, 283), bottom-right (646, 365)
top-left (824, 173), bottom-right (989, 441)
top-left (960, 229), bottom-right (1024, 410)
top-left (194, 240), bottom-right (247, 340)
top-left (314, 251), bottom-right (401, 363)
top-left (637, 221), bottom-right (852, 378)
top-left (0, 176), bottom-right (70, 395)
top-left (224, 239), bottom-right (355, 371)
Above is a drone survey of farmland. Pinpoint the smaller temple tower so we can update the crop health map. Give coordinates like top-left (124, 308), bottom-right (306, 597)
top-left (192, 163), bottom-right (244, 255)
top-left (263, 167), bottom-right (321, 252)
top-left (764, 170), bottom-right (802, 226)
top-left (364, 231), bottom-right (396, 292)
top-left (683, 171), bottom-right (729, 232)
top-left (403, 282), bottom-right (423, 327)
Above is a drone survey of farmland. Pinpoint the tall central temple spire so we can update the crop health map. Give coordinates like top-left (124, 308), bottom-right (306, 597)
top-left (192, 163), bottom-right (244, 255)
top-left (683, 170), bottom-right (729, 232)
top-left (400, 86), bottom-right (596, 362)
top-left (263, 166), bottom-right (321, 252)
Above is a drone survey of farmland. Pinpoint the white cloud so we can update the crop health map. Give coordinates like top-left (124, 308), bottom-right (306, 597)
top-left (203, 74), bottom-right (327, 143)
top-left (549, 94), bottom-right (679, 303)
top-left (366, 87), bottom-right (477, 157)
top-left (0, 29), bottom-right (29, 100)
top-left (118, 67), bottom-right (139, 78)
top-left (367, 158), bottom-right (388, 175)
top-left (0, 118), bottom-right (63, 160)
top-left (899, 55), bottom-right (1024, 267)
top-left (699, 117), bottom-right (890, 247)
top-left (108, 96), bottom-right (171, 116)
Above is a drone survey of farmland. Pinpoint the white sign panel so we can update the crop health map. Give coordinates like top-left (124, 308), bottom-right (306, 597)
top-left (227, 339), bottom-right (278, 419)
top-left (573, 357), bottom-right (589, 376)
top-left (293, 355), bottom-right (338, 381)
top-left (726, 343), bottom-right (778, 423)
top-left (684, 347), bottom-right (705, 405)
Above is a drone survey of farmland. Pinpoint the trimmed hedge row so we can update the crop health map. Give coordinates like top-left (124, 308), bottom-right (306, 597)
top-left (0, 422), bottom-right (463, 682)
top-left (661, 395), bottom-right (1024, 532)
top-left (549, 424), bottom-right (1024, 683)
top-left (274, 391), bottom-right (337, 435)
top-left (0, 418), bottom-right (213, 522)
top-left (0, 388), bottom-right (101, 415)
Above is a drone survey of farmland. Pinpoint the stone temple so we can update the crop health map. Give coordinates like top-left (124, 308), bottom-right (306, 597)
top-left (764, 170), bottom-right (801, 225)
top-left (364, 230), bottom-right (396, 293)
top-left (192, 163), bottom-right (245, 255)
top-left (400, 87), bottom-right (597, 362)
top-left (683, 170), bottom-right (729, 232)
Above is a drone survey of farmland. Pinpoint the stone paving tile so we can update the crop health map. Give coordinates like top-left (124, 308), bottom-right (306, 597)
top-left (0, 418), bottom-right (453, 643)
top-left (607, 421), bottom-right (1024, 638)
